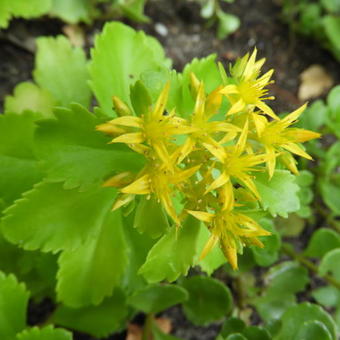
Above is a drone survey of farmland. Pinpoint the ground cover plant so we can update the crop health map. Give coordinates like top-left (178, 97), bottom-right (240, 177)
top-left (281, 0), bottom-right (340, 60)
top-left (1, 2), bottom-right (340, 340)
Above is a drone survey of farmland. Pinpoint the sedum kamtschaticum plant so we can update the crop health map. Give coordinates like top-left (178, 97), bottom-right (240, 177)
top-left (96, 48), bottom-right (319, 269)
top-left (0, 22), bottom-right (327, 339)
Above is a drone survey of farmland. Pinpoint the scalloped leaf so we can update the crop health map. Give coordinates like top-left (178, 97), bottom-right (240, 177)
top-left (34, 104), bottom-right (144, 191)
top-left (319, 248), bottom-right (340, 280)
top-left (56, 208), bottom-right (128, 307)
top-left (4, 82), bottom-right (55, 117)
top-left (304, 228), bottom-right (340, 258)
top-left (89, 22), bottom-right (170, 116)
top-left (0, 111), bottom-right (43, 208)
top-left (127, 284), bottom-right (188, 314)
top-left (49, 0), bottom-right (95, 23)
top-left (16, 326), bottom-right (72, 340)
top-left (0, 272), bottom-right (29, 340)
top-left (0, 0), bottom-right (51, 28)
top-left (1, 182), bottom-right (117, 253)
top-left (53, 289), bottom-right (127, 337)
top-left (252, 261), bottom-right (309, 322)
top-left (277, 303), bottom-right (336, 340)
top-left (34, 36), bottom-right (90, 108)
top-left (254, 170), bottom-right (300, 217)
top-left (139, 216), bottom-right (201, 283)
top-left (181, 276), bottom-right (233, 326)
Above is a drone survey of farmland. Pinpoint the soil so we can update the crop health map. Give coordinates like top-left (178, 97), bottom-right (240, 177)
top-left (1, 0), bottom-right (339, 339)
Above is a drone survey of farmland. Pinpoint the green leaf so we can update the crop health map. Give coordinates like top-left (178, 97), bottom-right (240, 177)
top-left (225, 335), bottom-right (247, 340)
top-left (197, 224), bottom-right (226, 275)
top-left (53, 290), bottom-right (128, 337)
top-left (252, 261), bottom-right (309, 322)
top-left (320, 179), bottom-right (340, 215)
top-left (35, 104), bottom-right (144, 190)
top-left (276, 303), bottom-right (337, 340)
top-left (139, 216), bottom-right (201, 283)
top-left (50, 0), bottom-right (95, 23)
top-left (220, 317), bottom-right (246, 337)
top-left (265, 261), bottom-right (309, 297)
top-left (1, 182), bottom-right (117, 253)
top-left (0, 111), bottom-right (43, 208)
top-left (242, 326), bottom-right (271, 340)
top-left (0, 272), bottom-right (29, 340)
top-left (319, 248), bottom-right (340, 280)
top-left (170, 55), bottom-right (222, 116)
top-left (297, 100), bottom-right (328, 131)
top-left (295, 320), bottom-right (332, 340)
top-left (4, 82), bottom-right (55, 117)
top-left (181, 276), bottom-right (233, 326)
top-left (326, 86), bottom-right (340, 136)
top-left (0, 0), bottom-right (51, 28)
top-left (312, 286), bottom-right (340, 308)
top-left (251, 219), bottom-right (281, 267)
top-left (327, 85), bottom-right (340, 113)
top-left (133, 197), bottom-right (169, 239)
top-left (89, 22), bottom-right (170, 116)
top-left (323, 15), bottom-right (340, 60)
top-left (321, 0), bottom-right (340, 13)
top-left (128, 284), bottom-right (188, 314)
top-left (130, 80), bottom-right (152, 116)
top-left (57, 207), bottom-right (128, 307)
top-left (119, 0), bottom-right (150, 23)
top-left (216, 10), bottom-right (240, 39)
top-left (304, 228), bottom-right (340, 258)
top-left (34, 36), bottom-right (90, 108)
top-left (254, 170), bottom-right (300, 217)
top-left (200, 0), bottom-right (215, 18)
top-left (121, 215), bottom-right (155, 292)
top-left (16, 326), bottom-right (72, 340)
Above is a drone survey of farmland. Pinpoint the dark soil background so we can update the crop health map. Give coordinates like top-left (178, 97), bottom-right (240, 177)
top-left (1, 0), bottom-right (339, 339)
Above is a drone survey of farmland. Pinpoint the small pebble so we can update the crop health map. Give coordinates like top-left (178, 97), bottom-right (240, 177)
top-left (155, 23), bottom-right (168, 37)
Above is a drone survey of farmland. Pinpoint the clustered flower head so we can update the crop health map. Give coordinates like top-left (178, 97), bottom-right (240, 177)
top-left (96, 49), bottom-right (320, 269)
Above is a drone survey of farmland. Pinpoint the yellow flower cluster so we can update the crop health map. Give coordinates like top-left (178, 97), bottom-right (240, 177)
top-left (97, 49), bottom-right (319, 269)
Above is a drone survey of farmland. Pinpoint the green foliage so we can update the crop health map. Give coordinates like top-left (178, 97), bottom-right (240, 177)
top-left (53, 290), bottom-right (128, 337)
top-left (0, 272), bottom-right (72, 339)
top-left (16, 326), bottom-right (72, 340)
top-left (282, 0), bottom-right (340, 60)
top-left (34, 104), bottom-right (144, 191)
top-left (2, 18), bottom-right (339, 340)
top-left (34, 36), bottom-right (91, 108)
top-left (4, 82), bottom-right (55, 117)
top-left (276, 303), bottom-right (337, 340)
top-left (181, 276), bottom-right (233, 325)
top-left (89, 22), bottom-right (170, 116)
top-left (0, 272), bottom-right (29, 340)
top-left (254, 170), bottom-right (300, 218)
top-left (0, 0), bottom-right (149, 28)
top-left (252, 261), bottom-right (309, 322)
top-left (198, 0), bottom-right (240, 39)
top-left (139, 216), bottom-right (201, 283)
top-left (0, 111), bottom-right (43, 209)
top-left (127, 284), bottom-right (188, 314)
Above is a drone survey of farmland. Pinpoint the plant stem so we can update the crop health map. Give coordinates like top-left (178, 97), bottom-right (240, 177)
top-left (282, 243), bottom-right (340, 290)
top-left (142, 313), bottom-right (154, 340)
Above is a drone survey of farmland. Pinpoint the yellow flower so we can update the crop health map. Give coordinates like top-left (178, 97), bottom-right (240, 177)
top-left (188, 202), bottom-right (270, 269)
top-left (112, 161), bottom-right (200, 224)
top-left (204, 120), bottom-right (268, 199)
top-left (219, 49), bottom-right (278, 120)
top-left (253, 104), bottom-right (320, 178)
top-left (176, 75), bottom-right (240, 163)
top-left (96, 82), bottom-right (193, 169)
